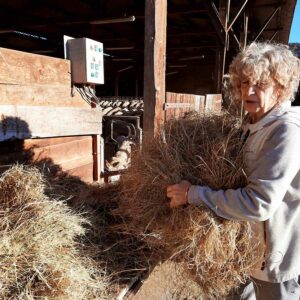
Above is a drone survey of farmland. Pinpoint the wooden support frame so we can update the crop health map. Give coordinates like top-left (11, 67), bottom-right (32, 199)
top-left (91, 91), bottom-right (102, 182)
top-left (204, 1), bottom-right (226, 46)
top-left (213, 48), bottom-right (222, 93)
top-left (206, 0), bottom-right (249, 92)
top-left (226, 0), bottom-right (249, 33)
top-left (143, 0), bottom-right (167, 139)
top-left (240, 10), bottom-right (249, 50)
top-left (253, 6), bottom-right (281, 42)
top-left (92, 134), bottom-right (101, 181)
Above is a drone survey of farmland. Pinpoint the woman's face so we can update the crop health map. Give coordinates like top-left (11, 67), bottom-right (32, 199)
top-left (240, 79), bottom-right (279, 122)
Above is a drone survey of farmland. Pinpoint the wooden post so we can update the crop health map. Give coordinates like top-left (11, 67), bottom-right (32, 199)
top-left (213, 48), bottom-right (222, 93)
top-left (91, 93), bottom-right (101, 182)
top-left (143, 0), bottom-right (167, 139)
top-left (92, 134), bottom-right (101, 181)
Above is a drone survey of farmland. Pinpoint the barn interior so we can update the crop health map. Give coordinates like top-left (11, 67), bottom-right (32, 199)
top-left (0, 0), bottom-right (295, 96)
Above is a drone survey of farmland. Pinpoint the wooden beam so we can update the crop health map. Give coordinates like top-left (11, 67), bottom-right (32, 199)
top-left (227, 0), bottom-right (249, 33)
top-left (213, 49), bottom-right (222, 93)
top-left (0, 105), bottom-right (102, 141)
top-left (25, 136), bottom-right (93, 165)
top-left (240, 10), bottom-right (249, 50)
top-left (204, 0), bottom-right (226, 45)
top-left (0, 47), bottom-right (71, 85)
top-left (143, 0), bottom-right (167, 138)
top-left (253, 6), bottom-right (281, 42)
top-left (0, 84), bottom-right (88, 107)
top-left (92, 134), bottom-right (101, 181)
top-left (0, 47), bottom-right (89, 108)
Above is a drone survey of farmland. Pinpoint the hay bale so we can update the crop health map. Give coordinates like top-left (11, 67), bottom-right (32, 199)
top-left (0, 165), bottom-right (108, 299)
top-left (114, 113), bottom-right (260, 299)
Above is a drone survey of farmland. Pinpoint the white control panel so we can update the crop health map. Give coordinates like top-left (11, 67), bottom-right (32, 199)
top-left (67, 37), bottom-right (104, 85)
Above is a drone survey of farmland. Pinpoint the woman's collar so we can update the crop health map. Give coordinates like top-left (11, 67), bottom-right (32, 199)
top-left (243, 101), bottom-right (291, 133)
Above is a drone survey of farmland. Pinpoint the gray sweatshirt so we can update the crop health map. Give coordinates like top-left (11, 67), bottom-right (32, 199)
top-left (187, 102), bottom-right (300, 282)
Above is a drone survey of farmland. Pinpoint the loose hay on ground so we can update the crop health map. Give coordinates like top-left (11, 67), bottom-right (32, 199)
top-left (113, 113), bottom-right (261, 299)
top-left (0, 165), bottom-right (108, 300)
top-left (46, 175), bottom-right (154, 296)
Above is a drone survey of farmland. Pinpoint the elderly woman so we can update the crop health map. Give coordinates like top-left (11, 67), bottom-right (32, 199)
top-left (167, 42), bottom-right (300, 300)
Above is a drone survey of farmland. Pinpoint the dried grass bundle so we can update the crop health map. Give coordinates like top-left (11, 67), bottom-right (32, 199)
top-left (41, 174), bottom-right (154, 297)
top-left (0, 165), bottom-right (108, 300)
top-left (114, 113), bottom-right (260, 299)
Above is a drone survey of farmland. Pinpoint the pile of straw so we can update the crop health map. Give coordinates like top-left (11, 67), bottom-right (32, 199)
top-left (46, 175), bottom-right (154, 296)
top-left (0, 165), bottom-right (108, 299)
top-left (114, 113), bottom-right (260, 299)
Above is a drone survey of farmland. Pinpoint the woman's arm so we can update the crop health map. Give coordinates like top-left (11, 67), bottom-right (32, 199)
top-left (168, 122), bottom-right (300, 221)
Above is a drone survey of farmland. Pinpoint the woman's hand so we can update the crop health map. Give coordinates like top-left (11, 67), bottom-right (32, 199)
top-left (166, 180), bottom-right (192, 208)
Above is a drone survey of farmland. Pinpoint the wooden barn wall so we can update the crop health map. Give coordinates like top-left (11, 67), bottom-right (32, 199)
top-left (0, 47), bottom-right (97, 182)
top-left (0, 136), bottom-right (94, 182)
top-left (165, 92), bottom-right (222, 120)
top-left (166, 62), bottom-right (216, 95)
top-left (0, 47), bottom-right (88, 107)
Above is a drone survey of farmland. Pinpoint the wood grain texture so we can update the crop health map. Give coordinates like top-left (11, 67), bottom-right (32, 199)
top-left (0, 47), bottom-right (71, 85)
top-left (0, 84), bottom-right (89, 107)
top-left (26, 137), bottom-right (92, 164)
top-left (65, 161), bottom-right (94, 183)
top-left (0, 105), bottom-right (102, 141)
top-left (143, 0), bottom-right (167, 138)
top-left (0, 136), bottom-right (94, 183)
top-left (165, 92), bottom-right (206, 120)
top-left (24, 136), bottom-right (92, 148)
top-left (0, 47), bottom-right (89, 108)
top-left (205, 94), bottom-right (222, 111)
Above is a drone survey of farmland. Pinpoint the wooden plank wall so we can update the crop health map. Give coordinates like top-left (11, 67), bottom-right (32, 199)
top-left (165, 92), bottom-right (221, 120)
top-left (0, 48), bottom-right (88, 107)
top-left (0, 136), bottom-right (94, 182)
top-left (0, 105), bottom-right (102, 140)
top-left (0, 47), bottom-right (98, 182)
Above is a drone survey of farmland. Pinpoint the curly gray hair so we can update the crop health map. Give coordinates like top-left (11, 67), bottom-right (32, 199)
top-left (229, 42), bottom-right (300, 103)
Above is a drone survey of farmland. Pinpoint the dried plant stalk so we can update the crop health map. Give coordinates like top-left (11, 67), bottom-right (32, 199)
top-left (0, 165), bottom-right (108, 300)
top-left (114, 113), bottom-right (261, 299)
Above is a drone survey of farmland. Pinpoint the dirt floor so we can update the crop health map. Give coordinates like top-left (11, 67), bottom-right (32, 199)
top-left (132, 262), bottom-right (204, 300)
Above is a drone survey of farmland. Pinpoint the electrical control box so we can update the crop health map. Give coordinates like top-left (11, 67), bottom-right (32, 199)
top-left (67, 38), bottom-right (104, 84)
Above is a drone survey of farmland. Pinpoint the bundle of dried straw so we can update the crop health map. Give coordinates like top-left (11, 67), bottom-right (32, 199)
top-left (0, 165), bottom-right (108, 299)
top-left (114, 113), bottom-right (260, 299)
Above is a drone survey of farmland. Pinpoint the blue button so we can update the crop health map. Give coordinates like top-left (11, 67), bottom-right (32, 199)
top-left (91, 73), bottom-right (95, 77)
